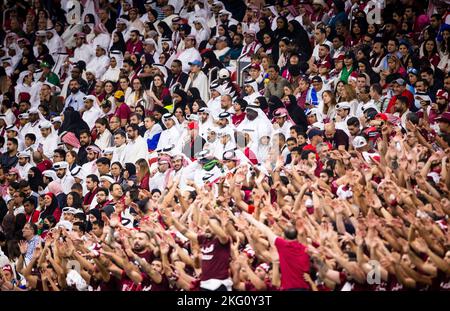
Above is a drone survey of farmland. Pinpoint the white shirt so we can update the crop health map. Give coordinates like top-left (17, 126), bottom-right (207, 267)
top-left (82, 106), bottom-right (102, 130)
top-left (86, 55), bottom-right (110, 80)
top-left (15, 162), bottom-right (33, 181)
top-left (59, 173), bottom-right (75, 194)
top-left (157, 126), bottom-right (182, 152)
top-left (149, 170), bottom-right (168, 192)
top-left (72, 44), bottom-right (93, 64)
top-left (112, 144), bottom-right (127, 165)
top-left (178, 47), bottom-right (201, 73)
top-left (122, 136), bottom-right (148, 164)
top-left (95, 129), bottom-right (112, 151)
top-left (184, 70), bottom-right (209, 102)
top-left (41, 133), bottom-right (58, 159)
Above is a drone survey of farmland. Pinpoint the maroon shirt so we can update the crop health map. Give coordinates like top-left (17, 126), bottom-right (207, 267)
top-left (198, 235), bottom-right (231, 281)
top-left (274, 237), bottom-right (310, 290)
top-left (115, 103), bottom-right (132, 122)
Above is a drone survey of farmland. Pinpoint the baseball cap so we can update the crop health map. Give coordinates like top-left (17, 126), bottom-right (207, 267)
top-left (436, 89), bottom-right (449, 100)
top-left (188, 60), bottom-right (202, 67)
top-left (307, 128), bottom-right (323, 139)
top-left (352, 136), bottom-right (367, 149)
top-left (392, 78), bottom-right (406, 86)
top-left (114, 90), bottom-right (125, 100)
top-left (336, 102), bottom-right (351, 110)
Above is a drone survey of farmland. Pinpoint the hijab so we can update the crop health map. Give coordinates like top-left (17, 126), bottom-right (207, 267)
top-left (58, 108), bottom-right (90, 138)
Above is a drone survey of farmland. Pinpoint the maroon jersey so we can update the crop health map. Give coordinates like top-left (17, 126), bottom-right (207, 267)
top-left (198, 235), bottom-right (231, 281)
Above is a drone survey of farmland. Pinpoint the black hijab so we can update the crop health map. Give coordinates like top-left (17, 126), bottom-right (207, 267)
top-left (257, 17), bottom-right (273, 44)
top-left (273, 16), bottom-right (290, 43)
top-left (28, 167), bottom-right (44, 193)
top-left (158, 21), bottom-right (173, 39)
top-left (285, 95), bottom-right (307, 132)
top-left (40, 193), bottom-right (59, 220)
top-left (110, 31), bottom-right (126, 54)
top-left (288, 20), bottom-right (312, 59)
top-left (58, 108), bottom-right (90, 139)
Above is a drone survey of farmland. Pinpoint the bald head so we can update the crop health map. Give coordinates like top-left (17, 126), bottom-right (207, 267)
top-left (324, 122), bottom-right (336, 139)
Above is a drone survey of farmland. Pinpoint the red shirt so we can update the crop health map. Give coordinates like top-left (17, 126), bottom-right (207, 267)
top-left (198, 235), bottom-right (231, 281)
top-left (274, 237), bottom-right (310, 290)
top-left (115, 103), bottom-right (132, 121)
top-left (126, 39), bottom-right (144, 55)
top-left (385, 90), bottom-right (414, 113)
top-left (36, 160), bottom-right (53, 173)
top-left (26, 210), bottom-right (41, 224)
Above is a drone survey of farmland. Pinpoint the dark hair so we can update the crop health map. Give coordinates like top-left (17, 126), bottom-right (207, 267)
top-left (96, 157), bottom-right (111, 166)
top-left (97, 187), bottom-right (109, 196)
top-left (347, 116), bottom-right (360, 127)
top-left (23, 197), bottom-right (35, 207)
top-left (73, 222), bottom-right (86, 233)
top-left (127, 124), bottom-right (140, 132)
top-left (8, 138), bottom-right (18, 146)
top-left (67, 191), bottom-right (83, 210)
top-left (54, 148), bottom-right (66, 159)
top-left (71, 182), bottom-right (83, 193)
top-left (269, 64), bottom-right (280, 73)
top-left (284, 227), bottom-right (298, 240)
top-left (86, 174), bottom-right (100, 183)
top-left (24, 133), bottom-right (36, 142)
top-left (396, 95), bottom-right (408, 106)
top-left (370, 83), bottom-right (383, 95)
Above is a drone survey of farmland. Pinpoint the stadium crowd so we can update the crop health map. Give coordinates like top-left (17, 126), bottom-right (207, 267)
top-left (0, 0), bottom-right (450, 291)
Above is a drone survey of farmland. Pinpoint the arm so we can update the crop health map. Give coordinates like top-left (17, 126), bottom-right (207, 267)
top-left (242, 212), bottom-right (278, 245)
top-left (209, 217), bottom-right (229, 245)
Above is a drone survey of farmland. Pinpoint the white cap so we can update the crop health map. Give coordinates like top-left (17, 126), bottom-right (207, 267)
top-left (336, 101), bottom-right (351, 110)
top-left (43, 170), bottom-right (58, 180)
top-left (352, 136), bottom-right (367, 149)
top-left (62, 207), bottom-right (79, 214)
top-left (51, 116), bottom-right (62, 123)
top-left (18, 151), bottom-right (31, 158)
top-left (28, 107), bottom-right (39, 114)
top-left (39, 120), bottom-right (52, 129)
top-left (218, 68), bottom-right (230, 79)
top-left (56, 220), bottom-right (73, 231)
top-left (53, 161), bottom-right (69, 170)
top-left (18, 113), bottom-right (29, 119)
top-left (83, 95), bottom-right (97, 102)
top-left (99, 174), bottom-right (115, 184)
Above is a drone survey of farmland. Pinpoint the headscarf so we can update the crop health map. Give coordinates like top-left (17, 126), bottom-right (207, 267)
top-left (58, 108), bottom-right (90, 139)
top-left (28, 167), bottom-right (44, 193)
top-left (256, 17), bottom-right (273, 44)
top-left (40, 192), bottom-right (59, 219)
top-left (288, 20), bottom-right (311, 58)
top-left (110, 32), bottom-right (126, 54)
top-left (157, 21), bottom-right (173, 39)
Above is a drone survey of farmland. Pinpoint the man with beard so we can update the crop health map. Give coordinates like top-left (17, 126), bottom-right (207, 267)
top-left (149, 157), bottom-right (171, 192)
top-left (39, 83), bottom-right (65, 115)
top-left (111, 130), bottom-right (127, 165)
top-left (22, 108), bottom-right (43, 141)
top-left (15, 152), bottom-right (33, 181)
top-left (53, 161), bottom-right (75, 194)
top-left (0, 138), bottom-right (18, 170)
top-left (83, 174), bottom-right (99, 210)
top-left (239, 30), bottom-right (261, 62)
top-left (123, 124), bottom-right (148, 164)
top-left (81, 145), bottom-right (101, 178)
top-left (64, 79), bottom-right (86, 111)
top-left (86, 45), bottom-right (110, 80)
top-left (393, 96), bottom-right (411, 129)
top-left (162, 210), bottom-right (231, 291)
top-left (92, 187), bottom-right (109, 211)
top-left (165, 60), bottom-right (189, 89)
top-left (78, 129), bottom-right (95, 166)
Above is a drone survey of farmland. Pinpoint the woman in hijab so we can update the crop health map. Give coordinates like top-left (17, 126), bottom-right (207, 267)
top-left (259, 32), bottom-right (276, 57)
top-left (58, 107), bottom-right (90, 139)
top-left (256, 17), bottom-right (273, 44)
top-left (38, 192), bottom-right (62, 225)
top-left (157, 21), bottom-right (173, 40)
top-left (288, 20), bottom-right (311, 59)
top-left (110, 31), bottom-right (126, 54)
top-left (267, 95), bottom-right (285, 120)
top-left (14, 45), bottom-right (36, 74)
top-left (27, 167), bottom-right (44, 193)
top-left (47, 180), bottom-right (66, 212)
top-left (283, 95), bottom-right (307, 132)
top-left (201, 49), bottom-right (225, 76)
top-left (36, 44), bottom-right (55, 67)
top-left (273, 16), bottom-right (290, 44)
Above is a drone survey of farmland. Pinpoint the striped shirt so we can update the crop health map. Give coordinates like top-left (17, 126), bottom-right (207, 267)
top-left (25, 235), bottom-right (42, 265)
